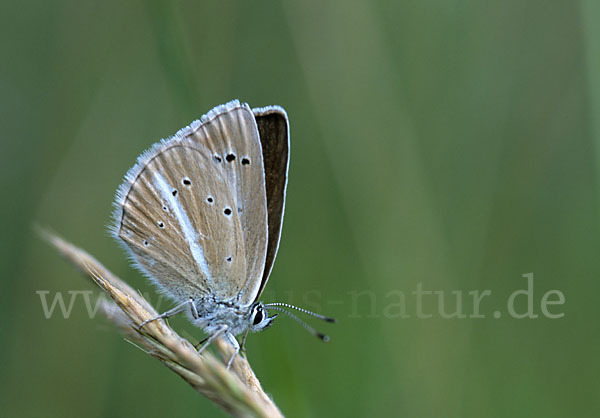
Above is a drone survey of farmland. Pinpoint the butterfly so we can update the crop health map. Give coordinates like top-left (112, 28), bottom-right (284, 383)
top-left (111, 100), bottom-right (334, 367)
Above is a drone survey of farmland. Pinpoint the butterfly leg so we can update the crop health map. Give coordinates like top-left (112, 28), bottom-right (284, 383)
top-left (138, 298), bottom-right (194, 330)
top-left (196, 326), bottom-right (227, 355)
top-left (239, 328), bottom-right (250, 356)
top-left (223, 331), bottom-right (241, 370)
top-left (193, 335), bottom-right (210, 350)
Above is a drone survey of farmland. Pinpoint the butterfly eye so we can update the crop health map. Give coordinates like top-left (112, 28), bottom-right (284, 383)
top-left (252, 307), bottom-right (264, 325)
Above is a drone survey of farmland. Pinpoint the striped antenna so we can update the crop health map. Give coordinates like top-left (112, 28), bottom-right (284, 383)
top-left (265, 305), bottom-right (331, 342)
top-left (264, 302), bottom-right (337, 323)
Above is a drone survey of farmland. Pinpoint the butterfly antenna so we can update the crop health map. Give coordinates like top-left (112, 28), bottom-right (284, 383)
top-left (264, 302), bottom-right (337, 323)
top-left (265, 306), bottom-right (331, 342)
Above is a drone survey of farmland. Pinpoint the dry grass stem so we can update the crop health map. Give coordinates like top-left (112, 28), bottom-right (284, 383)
top-left (40, 229), bottom-right (283, 418)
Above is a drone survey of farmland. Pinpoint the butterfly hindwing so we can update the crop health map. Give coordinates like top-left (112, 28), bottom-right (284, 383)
top-left (112, 101), bottom-right (269, 306)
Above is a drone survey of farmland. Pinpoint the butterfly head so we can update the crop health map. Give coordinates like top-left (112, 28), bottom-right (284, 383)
top-left (248, 302), bottom-right (277, 332)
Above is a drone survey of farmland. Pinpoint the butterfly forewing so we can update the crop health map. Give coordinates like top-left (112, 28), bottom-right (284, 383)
top-left (195, 106), bottom-right (268, 304)
top-left (252, 106), bottom-right (290, 299)
top-left (113, 101), bottom-right (268, 306)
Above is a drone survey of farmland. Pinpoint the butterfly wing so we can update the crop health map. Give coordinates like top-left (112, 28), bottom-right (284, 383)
top-left (112, 101), bottom-right (268, 305)
top-left (252, 106), bottom-right (290, 300)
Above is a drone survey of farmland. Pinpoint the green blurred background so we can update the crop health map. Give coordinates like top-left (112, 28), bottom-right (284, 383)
top-left (2, 1), bottom-right (599, 417)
